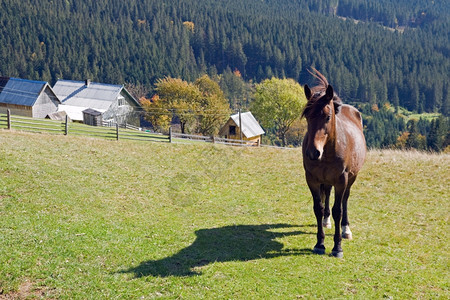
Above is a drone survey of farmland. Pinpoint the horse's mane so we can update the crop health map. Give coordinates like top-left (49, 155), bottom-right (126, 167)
top-left (308, 67), bottom-right (329, 95)
top-left (302, 68), bottom-right (342, 118)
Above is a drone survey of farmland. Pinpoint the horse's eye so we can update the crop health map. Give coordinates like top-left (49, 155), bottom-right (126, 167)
top-left (326, 115), bottom-right (331, 122)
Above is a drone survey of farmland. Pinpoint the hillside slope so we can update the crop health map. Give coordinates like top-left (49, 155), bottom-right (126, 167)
top-left (0, 0), bottom-right (448, 113)
top-left (0, 131), bottom-right (448, 298)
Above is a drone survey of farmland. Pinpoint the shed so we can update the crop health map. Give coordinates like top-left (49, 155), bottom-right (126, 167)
top-left (219, 111), bottom-right (265, 145)
top-left (0, 77), bottom-right (60, 118)
top-left (82, 108), bottom-right (103, 126)
top-left (46, 110), bottom-right (70, 121)
top-left (53, 79), bottom-right (142, 126)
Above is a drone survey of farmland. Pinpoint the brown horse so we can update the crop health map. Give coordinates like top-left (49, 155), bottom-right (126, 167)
top-left (302, 69), bottom-right (366, 258)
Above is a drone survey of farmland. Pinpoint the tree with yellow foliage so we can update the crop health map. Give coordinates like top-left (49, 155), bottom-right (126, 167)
top-left (182, 21), bottom-right (195, 32)
top-left (140, 95), bottom-right (171, 132)
top-left (195, 75), bottom-right (231, 135)
top-left (144, 76), bottom-right (230, 135)
top-left (154, 77), bottom-right (201, 134)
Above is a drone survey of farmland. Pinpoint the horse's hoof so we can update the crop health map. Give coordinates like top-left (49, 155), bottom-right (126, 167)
top-left (331, 250), bottom-right (343, 258)
top-left (313, 246), bottom-right (326, 255)
top-left (341, 225), bottom-right (352, 240)
top-left (342, 232), bottom-right (353, 240)
top-left (322, 217), bottom-right (332, 229)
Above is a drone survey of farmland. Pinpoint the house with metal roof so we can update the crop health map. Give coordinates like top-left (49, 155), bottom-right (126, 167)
top-left (53, 79), bottom-right (142, 126)
top-left (219, 111), bottom-right (265, 145)
top-left (0, 77), bottom-right (61, 118)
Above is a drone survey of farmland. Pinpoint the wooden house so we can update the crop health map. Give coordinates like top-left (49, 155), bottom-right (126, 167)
top-left (219, 111), bottom-right (265, 145)
top-left (53, 79), bottom-right (142, 126)
top-left (0, 77), bottom-right (61, 118)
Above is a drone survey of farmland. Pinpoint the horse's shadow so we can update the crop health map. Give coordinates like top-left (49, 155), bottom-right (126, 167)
top-left (120, 223), bottom-right (314, 278)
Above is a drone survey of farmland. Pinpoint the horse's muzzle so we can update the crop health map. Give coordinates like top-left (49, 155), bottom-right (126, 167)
top-left (306, 148), bottom-right (322, 160)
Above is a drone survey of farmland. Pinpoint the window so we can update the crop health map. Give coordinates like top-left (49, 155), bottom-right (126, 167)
top-left (118, 96), bottom-right (126, 106)
top-left (229, 125), bottom-right (236, 135)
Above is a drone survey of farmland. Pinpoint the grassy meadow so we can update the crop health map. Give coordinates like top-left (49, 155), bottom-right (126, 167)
top-left (0, 130), bottom-right (448, 299)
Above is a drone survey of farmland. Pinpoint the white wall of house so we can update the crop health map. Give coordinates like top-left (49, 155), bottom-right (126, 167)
top-left (102, 91), bottom-right (140, 126)
top-left (32, 86), bottom-right (60, 118)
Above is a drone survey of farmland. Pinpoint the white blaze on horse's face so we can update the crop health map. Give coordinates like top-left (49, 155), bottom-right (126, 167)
top-left (311, 104), bottom-right (333, 160)
top-left (306, 103), bottom-right (333, 161)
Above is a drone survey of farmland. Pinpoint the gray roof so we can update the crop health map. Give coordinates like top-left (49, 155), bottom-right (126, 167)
top-left (82, 108), bottom-right (102, 116)
top-left (53, 80), bottom-right (124, 111)
top-left (0, 77), bottom-right (54, 106)
top-left (230, 111), bottom-right (265, 138)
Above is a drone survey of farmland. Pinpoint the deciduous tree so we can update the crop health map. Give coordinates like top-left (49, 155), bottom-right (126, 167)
top-left (155, 77), bottom-right (201, 133)
top-left (251, 78), bottom-right (307, 146)
top-left (140, 95), bottom-right (171, 132)
top-left (195, 75), bottom-right (231, 135)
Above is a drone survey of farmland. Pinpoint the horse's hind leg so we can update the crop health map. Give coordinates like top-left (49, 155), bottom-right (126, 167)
top-left (341, 178), bottom-right (356, 240)
top-left (341, 189), bottom-right (352, 240)
top-left (331, 175), bottom-right (351, 258)
top-left (321, 184), bottom-right (332, 229)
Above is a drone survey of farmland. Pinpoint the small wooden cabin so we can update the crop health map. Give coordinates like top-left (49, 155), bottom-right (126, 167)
top-left (82, 108), bottom-right (103, 126)
top-left (219, 111), bottom-right (265, 145)
top-left (0, 77), bottom-right (60, 118)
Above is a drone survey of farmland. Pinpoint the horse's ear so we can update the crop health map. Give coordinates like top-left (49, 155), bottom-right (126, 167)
top-left (325, 85), bottom-right (334, 101)
top-left (326, 85), bottom-right (341, 114)
top-left (304, 84), bottom-right (312, 100)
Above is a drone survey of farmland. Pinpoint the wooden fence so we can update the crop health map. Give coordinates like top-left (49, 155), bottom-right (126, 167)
top-left (170, 129), bottom-right (260, 147)
top-left (170, 131), bottom-right (213, 144)
top-left (214, 136), bottom-right (259, 147)
top-left (0, 110), bottom-right (169, 143)
top-left (0, 110), bottom-right (293, 149)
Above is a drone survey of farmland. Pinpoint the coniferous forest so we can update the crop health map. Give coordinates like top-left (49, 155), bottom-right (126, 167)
top-left (0, 0), bottom-right (449, 149)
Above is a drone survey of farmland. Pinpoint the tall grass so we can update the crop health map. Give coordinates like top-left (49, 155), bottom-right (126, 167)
top-left (0, 131), bottom-right (448, 299)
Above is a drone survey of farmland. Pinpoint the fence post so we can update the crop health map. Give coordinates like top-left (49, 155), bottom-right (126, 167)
top-left (64, 115), bottom-right (69, 135)
top-left (238, 108), bottom-right (243, 141)
top-left (211, 135), bottom-right (215, 144)
top-left (7, 109), bottom-right (11, 130)
top-left (116, 123), bottom-right (119, 141)
top-left (169, 126), bottom-right (172, 143)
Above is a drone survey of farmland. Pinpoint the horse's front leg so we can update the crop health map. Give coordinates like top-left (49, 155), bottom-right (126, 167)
top-left (321, 184), bottom-right (332, 229)
top-left (307, 180), bottom-right (326, 254)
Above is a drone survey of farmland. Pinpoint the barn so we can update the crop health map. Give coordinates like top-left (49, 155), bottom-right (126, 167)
top-left (219, 111), bottom-right (265, 145)
top-left (53, 79), bottom-right (142, 126)
top-left (0, 77), bottom-right (61, 118)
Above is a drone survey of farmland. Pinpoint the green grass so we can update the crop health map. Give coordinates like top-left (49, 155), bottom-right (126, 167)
top-left (0, 130), bottom-right (448, 299)
top-left (395, 106), bottom-right (441, 121)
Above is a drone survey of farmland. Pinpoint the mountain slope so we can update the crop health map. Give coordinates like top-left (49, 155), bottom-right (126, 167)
top-left (0, 0), bottom-right (448, 113)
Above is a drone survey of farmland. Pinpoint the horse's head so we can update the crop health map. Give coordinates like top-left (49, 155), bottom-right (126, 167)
top-left (302, 83), bottom-right (341, 161)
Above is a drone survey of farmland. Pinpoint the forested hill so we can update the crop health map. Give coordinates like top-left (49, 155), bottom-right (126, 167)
top-left (0, 0), bottom-right (449, 114)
